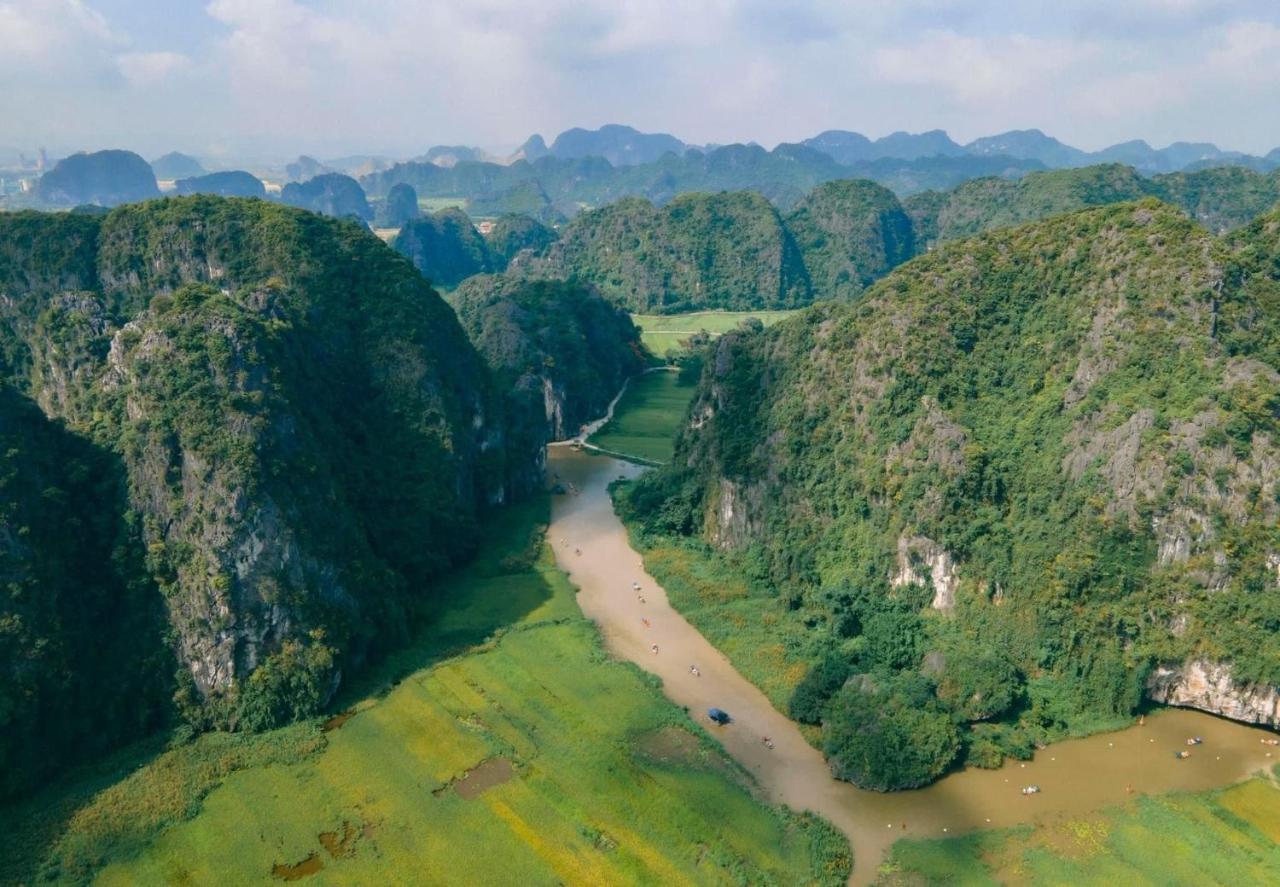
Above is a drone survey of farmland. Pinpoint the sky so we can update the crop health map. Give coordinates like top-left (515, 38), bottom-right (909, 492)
top-left (3, 0), bottom-right (1280, 162)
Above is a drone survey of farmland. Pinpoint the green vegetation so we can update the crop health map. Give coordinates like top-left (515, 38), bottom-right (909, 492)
top-left (452, 274), bottom-right (645, 491)
top-left (589, 370), bottom-right (697, 463)
top-left (548, 192), bottom-right (813, 313)
top-left (373, 181), bottom-right (419, 227)
top-left (786, 179), bottom-right (915, 300)
top-left (0, 196), bottom-right (521, 762)
top-left (906, 163), bottom-right (1280, 248)
top-left (630, 309), bottom-right (800, 356)
top-left (392, 208), bottom-right (558, 286)
top-left (5, 499), bottom-right (850, 887)
top-left (280, 172), bottom-right (372, 221)
top-left (361, 143), bottom-right (1047, 216)
top-left (36, 149), bottom-right (160, 207)
top-left (0, 388), bottom-right (171, 799)
top-left (393, 207), bottom-right (495, 287)
top-left (173, 171), bottom-right (266, 199)
top-left (621, 201), bottom-right (1280, 790)
top-left (879, 775), bottom-right (1280, 885)
top-left (485, 213), bottom-right (558, 269)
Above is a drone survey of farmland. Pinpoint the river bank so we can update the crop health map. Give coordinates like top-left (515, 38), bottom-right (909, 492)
top-left (548, 447), bottom-right (1280, 885)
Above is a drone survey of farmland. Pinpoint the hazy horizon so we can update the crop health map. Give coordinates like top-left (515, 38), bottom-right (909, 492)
top-left (4, 0), bottom-right (1280, 161)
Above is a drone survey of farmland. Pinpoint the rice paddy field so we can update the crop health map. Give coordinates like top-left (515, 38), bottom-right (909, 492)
top-left (877, 770), bottom-right (1280, 885)
top-left (5, 499), bottom-right (849, 887)
top-left (588, 370), bottom-right (697, 464)
top-left (630, 310), bottom-right (800, 357)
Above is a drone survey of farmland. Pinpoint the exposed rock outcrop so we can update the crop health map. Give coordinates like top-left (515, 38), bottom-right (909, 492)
top-left (1147, 660), bottom-right (1280, 728)
top-left (891, 535), bottom-right (959, 611)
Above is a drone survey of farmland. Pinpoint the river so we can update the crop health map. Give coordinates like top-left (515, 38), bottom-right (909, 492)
top-left (546, 447), bottom-right (1279, 885)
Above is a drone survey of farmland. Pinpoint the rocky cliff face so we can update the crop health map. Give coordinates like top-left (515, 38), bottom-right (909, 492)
top-left (0, 197), bottom-right (517, 731)
top-left (1147, 660), bottom-right (1280, 727)
top-left (452, 273), bottom-right (645, 497)
top-left (634, 200), bottom-right (1280, 740)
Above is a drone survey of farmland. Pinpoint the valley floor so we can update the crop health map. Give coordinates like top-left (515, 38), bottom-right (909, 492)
top-left (630, 309), bottom-right (799, 358)
top-left (4, 498), bottom-right (847, 886)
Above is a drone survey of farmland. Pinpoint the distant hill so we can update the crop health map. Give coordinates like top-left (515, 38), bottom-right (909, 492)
top-left (419, 145), bottom-right (487, 167)
top-left (374, 182), bottom-right (420, 227)
top-left (149, 151), bottom-right (205, 180)
top-left (794, 128), bottom-right (1276, 175)
top-left (963, 129), bottom-right (1088, 167)
top-left (547, 124), bottom-right (686, 166)
top-left (785, 179), bottom-right (915, 301)
top-left (544, 192), bottom-right (812, 313)
top-left (392, 207), bottom-right (494, 287)
top-left (37, 150), bottom-right (160, 207)
top-left (800, 129), bottom-right (965, 163)
top-left (280, 173), bottom-right (372, 221)
top-left (905, 163), bottom-right (1280, 247)
top-left (174, 170), bottom-right (265, 199)
top-left (285, 155), bottom-right (330, 182)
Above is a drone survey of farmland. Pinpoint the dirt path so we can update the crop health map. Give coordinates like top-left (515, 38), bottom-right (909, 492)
top-left (547, 448), bottom-right (1279, 885)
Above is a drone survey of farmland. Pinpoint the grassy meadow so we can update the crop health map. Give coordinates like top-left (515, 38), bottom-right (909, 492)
top-left (589, 370), bottom-right (697, 464)
top-left (630, 309), bottom-right (799, 357)
top-left (5, 498), bottom-right (849, 887)
top-left (878, 770), bottom-right (1280, 885)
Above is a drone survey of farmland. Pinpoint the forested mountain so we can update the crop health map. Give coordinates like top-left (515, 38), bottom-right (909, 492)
top-left (452, 274), bottom-right (645, 491)
top-left (36, 150), bottom-right (161, 207)
top-left (280, 173), bottom-right (372, 221)
top-left (360, 142), bottom-right (1041, 219)
top-left (381, 164), bottom-right (1280, 312)
top-left (784, 179), bottom-right (915, 300)
top-left (0, 386), bottom-right (172, 799)
top-left (622, 201), bottom-right (1280, 790)
top-left (174, 170), bottom-right (266, 198)
top-left (548, 124), bottom-right (687, 165)
top-left (0, 197), bottom-right (590, 797)
top-left (486, 214), bottom-right (558, 268)
top-left (543, 192), bottom-right (812, 312)
top-left (393, 207), bottom-right (494, 287)
top-left (150, 151), bottom-right (206, 180)
top-left (963, 129), bottom-right (1088, 167)
top-left (374, 182), bottom-right (420, 227)
top-left (906, 164), bottom-right (1280, 248)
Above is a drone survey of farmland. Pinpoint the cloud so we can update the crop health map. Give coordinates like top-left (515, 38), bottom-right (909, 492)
top-left (117, 50), bottom-right (189, 84)
top-left (872, 31), bottom-right (1094, 103)
top-left (2, 0), bottom-right (1279, 157)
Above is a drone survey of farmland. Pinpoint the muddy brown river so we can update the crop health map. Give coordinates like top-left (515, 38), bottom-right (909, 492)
top-left (547, 448), bottom-right (1279, 885)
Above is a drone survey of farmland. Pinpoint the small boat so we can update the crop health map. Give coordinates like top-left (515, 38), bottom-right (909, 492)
top-left (1175, 750), bottom-right (1191, 759)
top-left (1021, 785), bottom-right (1040, 795)
top-left (1186, 737), bottom-right (1203, 746)
top-left (1261, 738), bottom-right (1279, 746)
top-left (707, 707), bottom-right (732, 725)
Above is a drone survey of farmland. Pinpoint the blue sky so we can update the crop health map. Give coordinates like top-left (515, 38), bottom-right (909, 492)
top-left (3, 0), bottom-right (1280, 161)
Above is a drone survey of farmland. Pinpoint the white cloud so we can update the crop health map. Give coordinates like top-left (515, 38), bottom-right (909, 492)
top-left (117, 50), bottom-right (190, 84)
top-left (2, 0), bottom-right (1280, 157)
top-left (872, 31), bottom-right (1094, 103)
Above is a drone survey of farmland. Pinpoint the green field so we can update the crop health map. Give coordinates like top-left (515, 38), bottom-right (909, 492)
top-left (878, 771), bottom-right (1280, 885)
top-left (418, 196), bottom-right (468, 213)
top-left (630, 309), bottom-right (800, 357)
top-left (6, 499), bottom-right (849, 886)
top-left (589, 370), bottom-right (697, 464)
